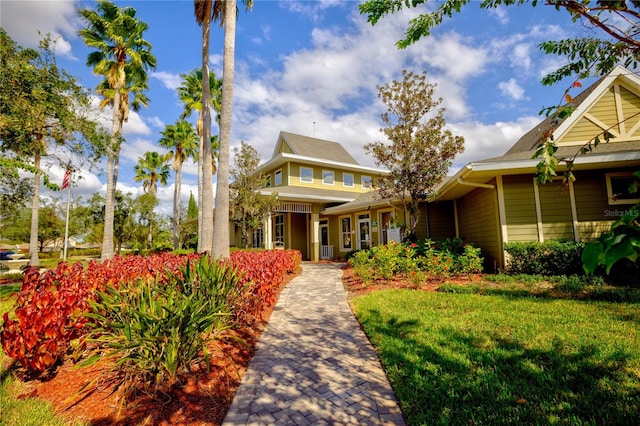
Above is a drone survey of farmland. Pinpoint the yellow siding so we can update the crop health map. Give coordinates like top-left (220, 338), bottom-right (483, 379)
top-left (561, 87), bottom-right (617, 143)
top-left (425, 201), bottom-right (456, 241)
top-left (538, 181), bottom-right (574, 240)
top-left (619, 86), bottom-right (640, 133)
top-left (288, 162), bottom-right (376, 194)
top-left (290, 213), bottom-right (308, 259)
top-left (457, 186), bottom-right (501, 271)
top-left (502, 175), bottom-right (538, 241)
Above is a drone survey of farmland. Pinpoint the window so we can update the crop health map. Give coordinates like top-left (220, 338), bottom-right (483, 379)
top-left (343, 173), bottom-right (354, 187)
top-left (265, 175), bottom-right (271, 188)
top-left (606, 172), bottom-right (640, 204)
top-left (300, 166), bottom-right (313, 183)
top-left (361, 175), bottom-right (372, 189)
top-left (340, 216), bottom-right (352, 250)
top-left (322, 170), bottom-right (334, 185)
top-left (275, 169), bottom-right (282, 186)
top-left (275, 214), bottom-right (284, 244)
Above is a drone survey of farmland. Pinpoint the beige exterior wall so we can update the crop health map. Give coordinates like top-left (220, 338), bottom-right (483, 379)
top-left (502, 175), bottom-right (538, 242)
top-left (457, 183), bottom-right (502, 271)
top-left (424, 201), bottom-right (456, 242)
top-left (537, 180), bottom-right (575, 240)
top-left (573, 170), bottom-right (614, 240)
top-left (290, 213), bottom-right (308, 260)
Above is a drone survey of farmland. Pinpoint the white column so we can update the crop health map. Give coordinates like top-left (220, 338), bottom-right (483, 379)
top-left (265, 213), bottom-right (273, 249)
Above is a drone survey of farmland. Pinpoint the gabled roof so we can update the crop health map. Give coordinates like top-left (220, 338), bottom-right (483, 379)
top-left (435, 66), bottom-right (640, 201)
top-left (273, 131), bottom-right (359, 164)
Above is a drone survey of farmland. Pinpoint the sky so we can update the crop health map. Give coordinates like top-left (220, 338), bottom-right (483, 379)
top-left (1, 0), bottom-right (602, 215)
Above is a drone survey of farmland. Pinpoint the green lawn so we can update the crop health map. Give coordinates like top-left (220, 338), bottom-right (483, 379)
top-left (351, 290), bottom-right (640, 425)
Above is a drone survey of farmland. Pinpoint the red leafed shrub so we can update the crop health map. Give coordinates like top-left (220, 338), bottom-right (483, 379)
top-left (230, 249), bottom-right (301, 324)
top-left (1, 253), bottom-right (200, 373)
top-left (1, 250), bottom-right (298, 373)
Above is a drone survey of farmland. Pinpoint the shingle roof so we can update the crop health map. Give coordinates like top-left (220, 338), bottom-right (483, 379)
top-left (504, 76), bottom-right (605, 155)
top-left (260, 185), bottom-right (358, 202)
top-left (277, 131), bottom-right (359, 164)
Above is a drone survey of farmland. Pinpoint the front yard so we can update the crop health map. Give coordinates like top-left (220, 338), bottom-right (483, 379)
top-left (350, 288), bottom-right (640, 425)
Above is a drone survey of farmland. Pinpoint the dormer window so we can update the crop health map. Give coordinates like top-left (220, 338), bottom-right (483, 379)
top-left (323, 170), bottom-right (334, 185)
top-left (300, 166), bottom-right (313, 183)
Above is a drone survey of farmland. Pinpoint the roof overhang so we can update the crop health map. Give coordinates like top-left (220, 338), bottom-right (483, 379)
top-left (259, 189), bottom-right (356, 204)
top-left (436, 150), bottom-right (640, 200)
top-left (255, 152), bottom-right (389, 176)
top-left (322, 197), bottom-right (401, 215)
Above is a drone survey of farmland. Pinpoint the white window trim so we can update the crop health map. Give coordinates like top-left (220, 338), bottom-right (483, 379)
top-left (343, 172), bottom-right (354, 187)
top-left (361, 175), bottom-right (372, 189)
top-left (606, 172), bottom-right (640, 205)
top-left (322, 169), bottom-right (335, 185)
top-left (274, 169), bottom-right (282, 186)
top-left (300, 166), bottom-right (313, 183)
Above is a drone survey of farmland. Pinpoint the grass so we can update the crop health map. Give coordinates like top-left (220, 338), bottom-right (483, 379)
top-left (351, 289), bottom-right (640, 425)
top-left (0, 283), bottom-right (87, 426)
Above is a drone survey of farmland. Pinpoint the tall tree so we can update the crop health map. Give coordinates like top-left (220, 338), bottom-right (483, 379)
top-left (210, 0), bottom-right (253, 259)
top-left (366, 70), bottom-right (464, 240)
top-left (134, 151), bottom-right (170, 249)
top-left (230, 142), bottom-right (279, 248)
top-left (159, 120), bottom-right (199, 249)
top-left (177, 68), bottom-right (222, 250)
top-left (0, 30), bottom-right (103, 266)
top-left (78, 0), bottom-right (156, 261)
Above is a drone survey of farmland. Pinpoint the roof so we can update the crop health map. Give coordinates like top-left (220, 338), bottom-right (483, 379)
top-left (260, 185), bottom-right (359, 203)
top-left (321, 191), bottom-right (397, 215)
top-left (435, 65), bottom-right (640, 201)
top-left (274, 131), bottom-right (359, 164)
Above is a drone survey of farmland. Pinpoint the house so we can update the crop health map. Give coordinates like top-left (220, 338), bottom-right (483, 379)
top-left (236, 131), bottom-right (389, 261)
top-left (434, 65), bottom-right (640, 270)
top-left (239, 66), bottom-right (640, 268)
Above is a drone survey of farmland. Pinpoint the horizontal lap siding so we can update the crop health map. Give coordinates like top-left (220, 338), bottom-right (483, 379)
top-left (425, 201), bottom-right (456, 241)
top-left (290, 213), bottom-right (308, 260)
top-left (502, 175), bottom-right (538, 242)
top-left (538, 181), bottom-right (574, 240)
top-left (457, 185), bottom-right (501, 270)
top-left (289, 162), bottom-right (373, 193)
top-left (620, 86), bottom-right (640, 129)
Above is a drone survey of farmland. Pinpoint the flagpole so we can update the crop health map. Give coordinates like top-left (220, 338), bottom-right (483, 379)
top-left (63, 174), bottom-right (71, 261)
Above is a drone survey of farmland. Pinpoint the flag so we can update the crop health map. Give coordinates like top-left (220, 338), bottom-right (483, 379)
top-left (61, 169), bottom-right (70, 190)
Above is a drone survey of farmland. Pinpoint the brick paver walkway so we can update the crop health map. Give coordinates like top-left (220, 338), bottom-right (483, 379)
top-left (222, 262), bottom-right (406, 425)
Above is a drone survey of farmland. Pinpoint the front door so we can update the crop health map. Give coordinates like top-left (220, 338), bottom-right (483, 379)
top-left (358, 213), bottom-right (371, 250)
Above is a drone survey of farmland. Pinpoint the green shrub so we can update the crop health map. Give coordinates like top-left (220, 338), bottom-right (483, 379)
top-left (455, 244), bottom-right (484, 274)
top-left (504, 240), bottom-right (585, 275)
top-left (82, 256), bottom-right (243, 399)
top-left (349, 249), bottom-right (375, 285)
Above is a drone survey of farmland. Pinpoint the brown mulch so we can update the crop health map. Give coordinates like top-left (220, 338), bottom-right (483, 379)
top-left (10, 269), bottom-right (300, 426)
top-left (8, 264), bottom-right (482, 425)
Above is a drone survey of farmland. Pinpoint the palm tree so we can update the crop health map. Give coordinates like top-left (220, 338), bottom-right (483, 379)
top-left (195, 0), bottom-right (252, 259)
top-left (178, 68), bottom-right (222, 251)
top-left (78, 0), bottom-right (156, 261)
top-left (134, 151), bottom-right (170, 248)
top-left (159, 120), bottom-right (199, 249)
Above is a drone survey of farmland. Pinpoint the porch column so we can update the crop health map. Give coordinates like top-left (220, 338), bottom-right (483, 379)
top-left (311, 212), bottom-right (320, 261)
top-left (265, 213), bottom-right (273, 249)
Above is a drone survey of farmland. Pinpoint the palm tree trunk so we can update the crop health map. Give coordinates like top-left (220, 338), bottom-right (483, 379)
top-left (172, 163), bottom-right (182, 249)
top-left (200, 3), bottom-right (214, 254)
top-left (29, 153), bottom-right (41, 267)
top-left (197, 131), bottom-right (204, 252)
top-left (101, 89), bottom-right (121, 261)
top-left (212, 0), bottom-right (236, 260)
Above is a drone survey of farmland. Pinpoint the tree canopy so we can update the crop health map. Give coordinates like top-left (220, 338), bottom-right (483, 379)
top-left (366, 70), bottom-right (464, 240)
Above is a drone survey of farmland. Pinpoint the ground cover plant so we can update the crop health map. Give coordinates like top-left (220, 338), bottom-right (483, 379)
top-left (350, 289), bottom-right (640, 425)
top-left (0, 249), bottom-right (301, 424)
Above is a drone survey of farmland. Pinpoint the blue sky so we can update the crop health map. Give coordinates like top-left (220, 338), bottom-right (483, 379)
top-left (1, 0), bottom-right (598, 214)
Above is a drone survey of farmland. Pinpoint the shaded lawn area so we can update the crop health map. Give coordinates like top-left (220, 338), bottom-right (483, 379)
top-left (351, 290), bottom-right (640, 425)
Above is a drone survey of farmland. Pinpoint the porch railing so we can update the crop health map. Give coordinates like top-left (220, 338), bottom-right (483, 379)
top-left (321, 245), bottom-right (333, 260)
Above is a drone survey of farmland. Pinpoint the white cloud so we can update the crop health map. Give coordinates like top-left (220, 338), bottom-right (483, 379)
top-left (151, 71), bottom-right (182, 90)
top-left (1, 0), bottom-right (79, 58)
top-left (488, 6), bottom-right (509, 25)
top-left (122, 111), bottom-right (152, 136)
top-left (498, 78), bottom-right (526, 101)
